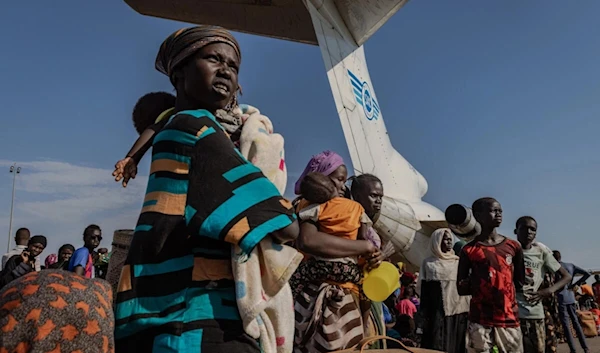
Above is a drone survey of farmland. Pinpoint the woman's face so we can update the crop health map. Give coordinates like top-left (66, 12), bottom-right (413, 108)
top-left (440, 230), bottom-right (453, 253)
top-left (355, 181), bottom-right (384, 220)
top-left (176, 43), bottom-right (240, 112)
top-left (60, 248), bottom-right (73, 262)
top-left (328, 165), bottom-right (348, 197)
top-left (28, 243), bottom-right (45, 258)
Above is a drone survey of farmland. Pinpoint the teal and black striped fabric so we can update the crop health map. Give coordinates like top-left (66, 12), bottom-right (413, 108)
top-left (114, 109), bottom-right (296, 353)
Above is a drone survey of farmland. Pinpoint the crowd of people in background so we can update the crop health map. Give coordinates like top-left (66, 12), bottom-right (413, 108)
top-left (379, 199), bottom-right (599, 353)
top-left (2, 177), bottom-right (598, 353)
top-left (0, 25), bottom-right (599, 353)
top-left (0, 225), bottom-right (109, 285)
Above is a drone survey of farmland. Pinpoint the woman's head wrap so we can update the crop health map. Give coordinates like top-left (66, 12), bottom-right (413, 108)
top-left (430, 228), bottom-right (459, 261)
top-left (58, 243), bottom-right (75, 255)
top-left (294, 150), bottom-right (345, 195)
top-left (29, 235), bottom-right (47, 248)
top-left (44, 254), bottom-right (57, 268)
top-left (155, 25), bottom-right (241, 80)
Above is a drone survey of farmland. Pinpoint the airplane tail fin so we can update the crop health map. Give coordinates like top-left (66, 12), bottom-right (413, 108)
top-left (316, 0), bottom-right (410, 46)
top-left (306, 0), bottom-right (434, 207)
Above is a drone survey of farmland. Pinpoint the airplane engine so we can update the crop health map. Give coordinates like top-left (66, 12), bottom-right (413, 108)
top-left (374, 196), bottom-right (435, 267)
top-left (445, 204), bottom-right (481, 241)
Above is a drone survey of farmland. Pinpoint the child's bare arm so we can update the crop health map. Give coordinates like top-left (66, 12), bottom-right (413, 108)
top-left (127, 127), bottom-right (157, 163)
top-left (113, 127), bottom-right (157, 187)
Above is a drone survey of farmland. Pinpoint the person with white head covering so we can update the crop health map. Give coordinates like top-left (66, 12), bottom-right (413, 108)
top-left (417, 228), bottom-right (470, 353)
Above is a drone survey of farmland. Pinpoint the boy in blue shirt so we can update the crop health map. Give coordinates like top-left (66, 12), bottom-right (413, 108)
top-left (68, 225), bottom-right (102, 278)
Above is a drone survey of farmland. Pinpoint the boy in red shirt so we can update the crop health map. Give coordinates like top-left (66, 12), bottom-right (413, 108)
top-left (457, 197), bottom-right (525, 353)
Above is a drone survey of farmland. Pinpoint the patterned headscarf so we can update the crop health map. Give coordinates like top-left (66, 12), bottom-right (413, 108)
top-left (155, 25), bottom-right (242, 115)
top-left (294, 151), bottom-right (345, 195)
top-left (155, 25), bottom-right (241, 79)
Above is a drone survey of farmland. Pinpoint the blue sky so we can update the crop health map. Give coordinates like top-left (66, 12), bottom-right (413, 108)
top-left (0, 1), bottom-right (598, 271)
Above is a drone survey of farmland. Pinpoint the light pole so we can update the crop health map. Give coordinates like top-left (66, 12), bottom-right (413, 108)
top-left (7, 164), bottom-right (21, 252)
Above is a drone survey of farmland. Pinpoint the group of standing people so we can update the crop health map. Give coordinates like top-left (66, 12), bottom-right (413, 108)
top-left (0, 224), bottom-right (106, 288)
top-left (0, 225), bottom-right (116, 352)
top-left (1, 24), bottom-right (596, 353)
top-left (404, 197), bottom-right (592, 353)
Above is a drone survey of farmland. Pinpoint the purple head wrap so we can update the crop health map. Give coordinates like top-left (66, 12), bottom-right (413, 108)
top-left (294, 150), bottom-right (345, 195)
top-left (45, 254), bottom-right (58, 268)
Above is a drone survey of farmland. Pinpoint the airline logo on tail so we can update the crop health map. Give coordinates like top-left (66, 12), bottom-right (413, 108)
top-left (348, 70), bottom-right (380, 121)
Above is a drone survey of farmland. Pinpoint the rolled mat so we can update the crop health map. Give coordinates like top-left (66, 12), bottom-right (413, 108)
top-left (106, 229), bottom-right (134, 303)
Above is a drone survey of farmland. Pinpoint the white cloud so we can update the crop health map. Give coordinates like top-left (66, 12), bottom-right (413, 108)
top-left (0, 159), bottom-right (298, 260)
top-left (0, 159), bottom-right (147, 259)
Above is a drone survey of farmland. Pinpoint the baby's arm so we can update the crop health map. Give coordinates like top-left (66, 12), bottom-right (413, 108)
top-left (113, 126), bottom-right (157, 187)
top-left (127, 127), bottom-right (156, 163)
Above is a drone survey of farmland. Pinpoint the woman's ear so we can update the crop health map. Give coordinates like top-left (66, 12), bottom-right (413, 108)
top-left (171, 70), bottom-right (184, 89)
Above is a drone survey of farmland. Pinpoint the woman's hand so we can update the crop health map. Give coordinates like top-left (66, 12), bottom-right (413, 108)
top-left (361, 241), bottom-right (383, 271)
top-left (366, 251), bottom-right (384, 271)
top-left (20, 250), bottom-right (35, 266)
top-left (20, 250), bottom-right (30, 264)
top-left (113, 157), bottom-right (137, 187)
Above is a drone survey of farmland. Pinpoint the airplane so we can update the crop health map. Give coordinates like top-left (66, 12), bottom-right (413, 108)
top-left (123, 0), bottom-right (450, 270)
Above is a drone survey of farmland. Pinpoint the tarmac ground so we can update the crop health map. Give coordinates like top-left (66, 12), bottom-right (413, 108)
top-left (557, 336), bottom-right (599, 353)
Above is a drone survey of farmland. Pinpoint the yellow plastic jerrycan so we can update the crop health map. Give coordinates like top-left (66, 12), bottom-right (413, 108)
top-left (362, 262), bottom-right (400, 302)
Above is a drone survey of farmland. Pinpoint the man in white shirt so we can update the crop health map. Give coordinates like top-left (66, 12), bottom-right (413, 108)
top-left (1, 228), bottom-right (41, 272)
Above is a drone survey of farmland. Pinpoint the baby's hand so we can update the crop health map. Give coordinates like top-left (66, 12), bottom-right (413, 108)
top-left (113, 157), bottom-right (137, 187)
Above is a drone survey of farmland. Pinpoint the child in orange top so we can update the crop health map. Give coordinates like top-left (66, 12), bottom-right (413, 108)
top-left (290, 172), bottom-right (373, 298)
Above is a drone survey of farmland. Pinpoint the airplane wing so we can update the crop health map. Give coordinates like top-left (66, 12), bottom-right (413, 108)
top-left (124, 0), bottom-right (408, 47)
top-left (124, 0), bottom-right (317, 45)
